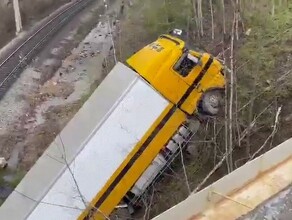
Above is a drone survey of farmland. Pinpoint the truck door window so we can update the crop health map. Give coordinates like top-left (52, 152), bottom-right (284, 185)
top-left (174, 53), bottom-right (199, 77)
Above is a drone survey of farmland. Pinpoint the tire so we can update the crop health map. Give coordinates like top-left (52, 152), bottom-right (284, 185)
top-left (200, 90), bottom-right (223, 116)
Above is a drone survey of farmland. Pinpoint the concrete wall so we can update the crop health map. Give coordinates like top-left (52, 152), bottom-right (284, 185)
top-left (153, 138), bottom-right (292, 220)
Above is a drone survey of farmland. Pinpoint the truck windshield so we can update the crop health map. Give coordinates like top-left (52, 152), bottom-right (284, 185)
top-left (174, 53), bottom-right (199, 77)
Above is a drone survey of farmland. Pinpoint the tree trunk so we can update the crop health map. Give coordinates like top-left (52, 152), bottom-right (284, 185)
top-left (197, 0), bottom-right (204, 36)
top-left (221, 0), bottom-right (226, 34)
top-left (209, 0), bottom-right (214, 39)
top-left (13, 0), bottom-right (22, 35)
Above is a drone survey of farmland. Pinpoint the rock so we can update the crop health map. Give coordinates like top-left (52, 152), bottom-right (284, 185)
top-left (245, 28), bottom-right (252, 36)
top-left (0, 157), bottom-right (8, 169)
top-left (284, 113), bottom-right (292, 122)
top-left (186, 144), bottom-right (199, 157)
top-left (266, 79), bottom-right (271, 85)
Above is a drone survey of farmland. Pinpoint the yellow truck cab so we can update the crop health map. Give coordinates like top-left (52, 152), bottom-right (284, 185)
top-left (127, 34), bottom-right (225, 115)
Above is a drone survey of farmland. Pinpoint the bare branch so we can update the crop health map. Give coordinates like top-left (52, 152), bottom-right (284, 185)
top-left (13, 189), bottom-right (84, 211)
top-left (56, 136), bottom-right (110, 220)
top-left (236, 70), bottom-right (292, 114)
top-left (107, 17), bottom-right (117, 64)
top-left (193, 146), bottom-right (233, 193)
top-left (227, 8), bottom-right (236, 172)
top-left (238, 102), bottom-right (274, 145)
top-left (250, 107), bottom-right (282, 160)
top-left (142, 187), bottom-right (155, 220)
top-left (58, 135), bottom-right (88, 207)
top-left (180, 143), bottom-right (191, 194)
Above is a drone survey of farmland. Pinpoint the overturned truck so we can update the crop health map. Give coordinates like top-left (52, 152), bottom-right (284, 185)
top-left (0, 34), bottom-right (225, 219)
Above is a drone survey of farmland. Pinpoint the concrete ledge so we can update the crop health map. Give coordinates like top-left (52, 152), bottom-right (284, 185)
top-left (153, 138), bottom-right (292, 220)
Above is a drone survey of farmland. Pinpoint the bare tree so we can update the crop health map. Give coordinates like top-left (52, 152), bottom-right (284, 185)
top-left (235, 0), bottom-right (240, 40)
top-left (250, 107), bottom-right (282, 160)
top-left (221, 0), bottom-right (230, 173)
top-left (197, 0), bottom-right (204, 36)
top-left (223, 45), bottom-right (229, 172)
top-left (190, 0), bottom-right (198, 37)
top-left (180, 143), bottom-right (191, 194)
top-left (228, 12), bottom-right (235, 172)
top-left (223, 2), bottom-right (237, 173)
top-left (272, 0), bottom-right (275, 17)
top-left (221, 0), bottom-right (226, 34)
top-left (209, 0), bottom-right (214, 39)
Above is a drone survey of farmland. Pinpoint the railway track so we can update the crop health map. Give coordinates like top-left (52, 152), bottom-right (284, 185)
top-left (0, 0), bottom-right (94, 100)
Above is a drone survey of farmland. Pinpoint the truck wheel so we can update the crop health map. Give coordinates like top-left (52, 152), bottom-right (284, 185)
top-left (200, 90), bottom-right (223, 116)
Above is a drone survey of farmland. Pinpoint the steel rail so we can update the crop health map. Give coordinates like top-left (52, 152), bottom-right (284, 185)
top-left (0, 0), bottom-right (94, 97)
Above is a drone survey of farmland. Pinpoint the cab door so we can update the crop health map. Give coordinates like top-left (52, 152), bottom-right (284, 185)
top-left (171, 52), bottom-right (212, 114)
top-left (151, 51), bottom-right (190, 105)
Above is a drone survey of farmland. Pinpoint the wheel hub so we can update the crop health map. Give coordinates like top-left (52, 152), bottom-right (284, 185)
top-left (209, 95), bottom-right (219, 107)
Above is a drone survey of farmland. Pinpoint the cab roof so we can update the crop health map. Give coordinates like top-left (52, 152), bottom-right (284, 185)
top-left (126, 35), bottom-right (185, 82)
